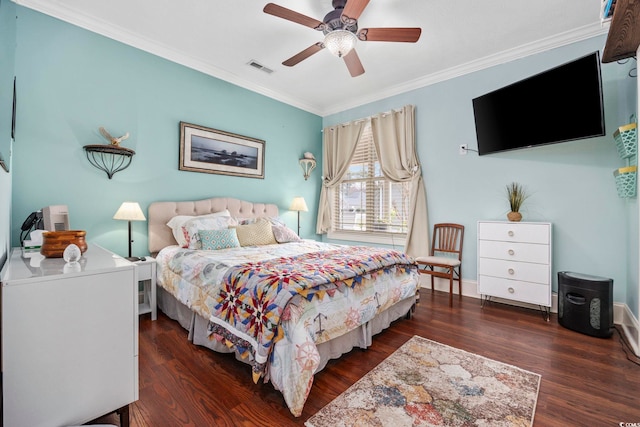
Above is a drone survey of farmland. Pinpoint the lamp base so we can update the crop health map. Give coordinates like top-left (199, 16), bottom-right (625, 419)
top-left (126, 256), bottom-right (144, 262)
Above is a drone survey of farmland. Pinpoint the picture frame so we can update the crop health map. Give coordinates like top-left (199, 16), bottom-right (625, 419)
top-left (179, 121), bottom-right (265, 179)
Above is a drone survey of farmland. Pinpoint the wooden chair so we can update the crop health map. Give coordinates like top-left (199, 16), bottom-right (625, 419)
top-left (415, 223), bottom-right (464, 307)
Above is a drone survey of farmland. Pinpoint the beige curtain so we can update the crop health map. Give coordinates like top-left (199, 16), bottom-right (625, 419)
top-left (370, 105), bottom-right (429, 258)
top-left (316, 120), bottom-right (367, 234)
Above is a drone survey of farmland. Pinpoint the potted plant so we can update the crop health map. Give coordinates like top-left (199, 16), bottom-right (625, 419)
top-left (506, 182), bottom-right (529, 222)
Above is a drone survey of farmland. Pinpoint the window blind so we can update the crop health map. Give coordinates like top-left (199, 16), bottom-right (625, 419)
top-left (332, 123), bottom-right (409, 235)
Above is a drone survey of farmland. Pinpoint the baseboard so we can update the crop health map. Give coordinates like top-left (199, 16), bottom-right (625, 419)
top-left (421, 276), bottom-right (640, 357)
top-left (619, 304), bottom-right (640, 357)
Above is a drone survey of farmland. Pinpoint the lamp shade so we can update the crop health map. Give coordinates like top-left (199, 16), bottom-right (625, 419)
top-left (324, 30), bottom-right (357, 57)
top-left (289, 197), bottom-right (308, 212)
top-left (113, 202), bottom-right (146, 221)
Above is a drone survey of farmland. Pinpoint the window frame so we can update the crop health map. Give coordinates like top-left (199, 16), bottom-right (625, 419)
top-left (328, 123), bottom-right (409, 245)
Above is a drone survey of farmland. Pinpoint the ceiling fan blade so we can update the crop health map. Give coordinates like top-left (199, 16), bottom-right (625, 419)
top-left (341, 0), bottom-right (370, 23)
top-left (263, 3), bottom-right (325, 31)
top-left (357, 28), bottom-right (422, 43)
top-left (343, 49), bottom-right (365, 77)
top-left (283, 43), bottom-right (325, 67)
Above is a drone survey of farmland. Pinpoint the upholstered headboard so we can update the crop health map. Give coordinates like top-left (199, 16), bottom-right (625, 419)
top-left (148, 197), bottom-right (279, 255)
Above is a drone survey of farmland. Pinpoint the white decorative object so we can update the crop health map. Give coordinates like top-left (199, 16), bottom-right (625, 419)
top-left (304, 152), bottom-right (315, 160)
top-left (63, 243), bottom-right (82, 263)
top-left (299, 158), bottom-right (316, 180)
top-left (99, 126), bottom-right (130, 147)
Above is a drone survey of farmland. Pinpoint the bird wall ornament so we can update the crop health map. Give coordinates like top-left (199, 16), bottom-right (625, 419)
top-left (99, 126), bottom-right (130, 147)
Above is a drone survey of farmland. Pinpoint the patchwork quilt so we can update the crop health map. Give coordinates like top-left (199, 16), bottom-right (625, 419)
top-left (156, 240), bottom-right (419, 416)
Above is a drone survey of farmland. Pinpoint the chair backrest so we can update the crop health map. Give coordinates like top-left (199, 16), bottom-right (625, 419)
top-left (431, 223), bottom-right (464, 261)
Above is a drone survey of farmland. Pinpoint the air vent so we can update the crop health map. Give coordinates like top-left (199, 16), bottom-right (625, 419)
top-left (247, 60), bottom-right (274, 74)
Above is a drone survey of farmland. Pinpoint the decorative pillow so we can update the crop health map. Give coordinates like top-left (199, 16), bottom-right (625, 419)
top-left (184, 216), bottom-right (238, 249)
top-left (232, 218), bottom-right (277, 246)
top-left (272, 224), bottom-right (301, 243)
top-left (198, 228), bottom-right (240, 251)
top-left (235, 216), bottom-right (285, 227)
top-left (166, 210), bottom-right (231, 247)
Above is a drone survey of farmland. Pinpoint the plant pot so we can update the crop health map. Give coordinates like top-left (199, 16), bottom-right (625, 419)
top-left (507, 211), bottom-right (522, 222)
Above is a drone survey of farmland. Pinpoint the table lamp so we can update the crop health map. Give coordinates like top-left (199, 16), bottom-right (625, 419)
top-left (289, 197), bottom-right (308, 236)
top-left (113, 202), bottom-right (146, 261)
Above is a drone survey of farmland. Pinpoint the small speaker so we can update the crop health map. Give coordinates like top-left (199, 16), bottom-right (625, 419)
top-left (558, 271), bottom-right (613, 338)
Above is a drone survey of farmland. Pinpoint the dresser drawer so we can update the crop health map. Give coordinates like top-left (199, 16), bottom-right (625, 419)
top-left (478, 222), bottom-right (550, 244)
top-left (478, 240), bottom-right (549, 264)
top-left (478, 276), bottom-right (550, 306)
top-left (135, 261), bottom-right (153, 281)
top-left (478, 257), bottom-right (550, 284)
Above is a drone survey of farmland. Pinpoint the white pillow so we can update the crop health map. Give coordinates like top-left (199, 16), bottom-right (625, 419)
top-left (183, 215), bottom-right (238, 249)
top-left (235, 216), bottom-right (285, 226)
top-left (167, 209), bottom-right (231, 247)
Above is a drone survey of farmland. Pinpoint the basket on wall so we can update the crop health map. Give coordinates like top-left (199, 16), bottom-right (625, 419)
top-left (614, 165), bottom-right (637, 198)
top-left (613, 122), bottom-right (637, 159)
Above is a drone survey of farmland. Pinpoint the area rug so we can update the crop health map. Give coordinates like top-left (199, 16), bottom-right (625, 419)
top-left (305, 335), bottom-right (541, 427)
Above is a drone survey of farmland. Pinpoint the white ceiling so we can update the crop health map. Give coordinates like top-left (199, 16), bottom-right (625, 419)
top-left (14, 0), bottom-right (608, 116)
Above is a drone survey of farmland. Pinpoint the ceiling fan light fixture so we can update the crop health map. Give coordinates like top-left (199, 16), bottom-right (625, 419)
top-left (324, 30), bottom-right (357, 57)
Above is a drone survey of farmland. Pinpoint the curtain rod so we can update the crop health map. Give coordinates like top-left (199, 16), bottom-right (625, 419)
top-left (322, 105), bottom-right (412, 132)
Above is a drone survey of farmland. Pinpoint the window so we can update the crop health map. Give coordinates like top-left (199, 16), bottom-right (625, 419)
top-left (330, 123), bottom-right (410, 242)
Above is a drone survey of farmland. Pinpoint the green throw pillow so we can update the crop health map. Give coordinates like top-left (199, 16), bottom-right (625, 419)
top-left (198, 228), bottom-right (240, 250)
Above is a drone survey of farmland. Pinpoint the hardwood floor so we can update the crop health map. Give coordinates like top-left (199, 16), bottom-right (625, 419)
top-left (91, 290), bottom-right (640, 426)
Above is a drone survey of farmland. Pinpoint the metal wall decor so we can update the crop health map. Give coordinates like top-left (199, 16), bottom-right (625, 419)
top-left (83, 127), bottom-right (135, 179)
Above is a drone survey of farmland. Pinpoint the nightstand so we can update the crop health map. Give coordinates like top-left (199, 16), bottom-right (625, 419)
top-left (135, 257), bottom-right (157, 320)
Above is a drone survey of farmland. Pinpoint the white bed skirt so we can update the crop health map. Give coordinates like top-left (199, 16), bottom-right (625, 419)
top-left (157, 286), bottom-right (416, 373)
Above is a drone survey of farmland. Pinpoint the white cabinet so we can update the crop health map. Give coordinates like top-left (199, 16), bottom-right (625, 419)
top-left (1, 244), bottom-right (139, 427)
top-left (477, 221), bottom-right (552, 318)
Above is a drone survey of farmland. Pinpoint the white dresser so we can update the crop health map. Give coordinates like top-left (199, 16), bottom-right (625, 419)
top-left (1, 244), bottom-right (139, 427)
top-left (477, 221), bottom-right (552, 318)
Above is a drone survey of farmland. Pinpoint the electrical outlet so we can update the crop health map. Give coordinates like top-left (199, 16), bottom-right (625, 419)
top-left (459, 144), bottom-right (468, 155)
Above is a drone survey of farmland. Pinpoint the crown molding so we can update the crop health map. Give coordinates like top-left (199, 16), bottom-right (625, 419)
top-left (12, 0), bottom-right (324, 115)
top-left (319, 22), bottom-right (609, 116)
top-left (13, 0), bottom-right (609, 117)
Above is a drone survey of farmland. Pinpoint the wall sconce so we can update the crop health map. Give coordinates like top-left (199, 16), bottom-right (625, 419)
top-left (299, 152), bottom-right (316, 180)
top-left (83, 127), bottom-right (135, 179)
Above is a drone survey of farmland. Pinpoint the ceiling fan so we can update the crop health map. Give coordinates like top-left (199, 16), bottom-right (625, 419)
top-left (263, 0), bottom-right (422, 77)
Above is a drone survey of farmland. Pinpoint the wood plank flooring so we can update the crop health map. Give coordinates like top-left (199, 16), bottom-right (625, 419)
top-left (91, 290), bottom-right (640, 426)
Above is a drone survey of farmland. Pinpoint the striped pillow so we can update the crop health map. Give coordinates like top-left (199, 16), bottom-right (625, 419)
top-left (198, 228), bottom-right (240, 250)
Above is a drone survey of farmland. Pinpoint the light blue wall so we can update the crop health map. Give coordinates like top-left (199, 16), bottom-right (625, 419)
top-left (10, 7), bottom-right (322, 257)
top-left (324, 36), bottom-right (638, 310)
top-left (6, 7), bottom-right (639, 316)
top-left (0, 0), bottom-right (16, 268)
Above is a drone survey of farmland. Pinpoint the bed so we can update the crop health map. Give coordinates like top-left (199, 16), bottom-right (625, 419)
top-left (148, 197), bottom-right (420, 417)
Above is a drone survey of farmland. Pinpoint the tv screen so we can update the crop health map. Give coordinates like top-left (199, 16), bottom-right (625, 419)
top-left (472, 52), bottom-right (605, 156)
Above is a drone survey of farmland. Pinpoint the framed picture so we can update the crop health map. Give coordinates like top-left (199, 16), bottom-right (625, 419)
top-left (179, 122), bottom-right (265, 179)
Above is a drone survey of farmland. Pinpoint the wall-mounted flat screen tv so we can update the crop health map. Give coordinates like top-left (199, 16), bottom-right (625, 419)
top-left (472, 51), bottom-right (605, 156)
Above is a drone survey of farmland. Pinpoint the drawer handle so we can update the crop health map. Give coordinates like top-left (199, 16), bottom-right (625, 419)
top-left (508, 287), bottom-right (515, 294)
top-left (508, 249), bottom-right (515, 256)
top-left (508, 230), bottom-right (514, 237)
top-left (508, 268), bottom-right (515, 275)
